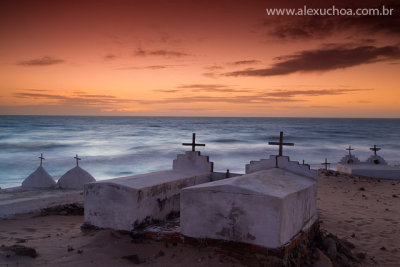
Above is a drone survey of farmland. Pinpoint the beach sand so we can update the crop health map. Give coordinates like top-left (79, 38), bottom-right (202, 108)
top-left (317, 170), bottom-right (400, 266)
top-left (0, 171), bottom-right (399, 266)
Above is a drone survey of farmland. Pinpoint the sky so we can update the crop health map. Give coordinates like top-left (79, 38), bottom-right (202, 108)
top-left (0, 0), bottom-right (399, 117)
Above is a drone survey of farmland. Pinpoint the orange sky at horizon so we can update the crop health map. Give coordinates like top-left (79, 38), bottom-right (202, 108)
top-left (0, 0), bottom-right (399, 117)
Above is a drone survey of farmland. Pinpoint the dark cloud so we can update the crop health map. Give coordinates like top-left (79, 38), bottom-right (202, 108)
top-left (156, 85), bottom-right (369, 97)
top-left (152, 88), bottom-right (369, 104)
top-left (157, 95), bottom-right (303, 104)
top-left (231, 60), bottom-right (261, 65)
top-left (134, 48), bottom-right (189, 57)
top-left (13, 91), bottom-right (136, 106)
top-left (266, 4), bottom-right (400, 40)
top-left (155, 89), bottom-right (181, 93)
top-left (18, 56), bottom-right (66, 66)
top-left (13, 86), bottom-right (368, 107)
top-left (204, 65), bottom-right (223, 71)
top-left (225, 45), bottom-right (400, 77)
top-left (265, 88), bottom-right (370, 97)
top-left (115, 64), bottom-right (183, 70)
top-left (163, 84), bottom-right (254, 93)
top-left (177, 84), bottom-right (229, 89)
top-left (104, 53), bottom-right (118, 60)
top-left (202, 72), bottom-right (218, 78)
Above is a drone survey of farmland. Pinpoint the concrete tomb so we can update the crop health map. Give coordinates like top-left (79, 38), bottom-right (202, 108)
top-left (21, 154), bottom-right (56, 188)
top-left (366, 145), bottom-right (387, 165)
top-left (180, 132), bottom-right (318, 249)
top-left (57, 154), bottom-right (96, 190)
top-left (338, 146), bottom-right (361, 165)
top-left (84, 134), bottom-right (218, 231)
top-left (337, 145), bottom-right (400, 180)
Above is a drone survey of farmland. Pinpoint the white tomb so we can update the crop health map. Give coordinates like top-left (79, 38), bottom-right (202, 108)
top-left (21, 154), bottom-right (56, 188)
top-left (366, 155), bottom-right (387, 165)
top-left (22, 166), bottom-right (56, 188)
top-left (337, 164), bottom-right (400, 180)
top-left (337, 146), bottom-right (400, 180)
top-left (57, 166), bottom-right (96, 189)
top-left (57, 155), bottom-right (96, 190)
top-left (84, 150), bottom-right (214, 231)
top-left (337, 146), bottom-right (361, 165)
top-left (180, 155), bottom-right (318, 249)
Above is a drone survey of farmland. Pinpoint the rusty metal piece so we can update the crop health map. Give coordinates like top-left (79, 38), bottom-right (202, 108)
top-left (268, 131), bottom-right (294, 156)
top-left (321, 158), bottom-right (330, 170)
top-left (369, 145), bottom-right (381, 156)
top-left (74, 154), bottom-right (81, 167)
top-left (38, 153), bottom-right (45, 167)
top-left (182, 133), bottom-right (205, 152)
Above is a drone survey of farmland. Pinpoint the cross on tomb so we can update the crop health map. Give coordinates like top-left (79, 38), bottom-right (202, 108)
top-left (38, 153), bottom-right (45, 167)
top-left (321, 158), bottom-right (330, 170)
top-left (370, 145), bottom-right (381, 156)
top-left (346, 146), bottom-right (354, 156)
top-left (268, 131), bottom-right (294, 157)
top-left (182, 133), bottom-right (205, 152)
top-left (74, 154), bottom-right (81, 167)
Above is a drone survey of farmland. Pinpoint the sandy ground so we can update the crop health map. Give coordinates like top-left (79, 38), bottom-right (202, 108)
top-left (0, 171), bottom-right (399, 266)
top-left (318, 171), bottom-right (400, 266)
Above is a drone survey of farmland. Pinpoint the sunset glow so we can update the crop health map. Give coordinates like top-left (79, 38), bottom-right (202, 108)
top-left (1, 0), bottom-right (399, 117)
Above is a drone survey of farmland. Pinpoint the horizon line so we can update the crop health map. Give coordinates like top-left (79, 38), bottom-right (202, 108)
top-left (1, 114), bottom-right (399, 119)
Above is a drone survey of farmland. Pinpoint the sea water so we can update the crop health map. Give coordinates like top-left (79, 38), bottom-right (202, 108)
top-left (0, 116), bottom-right (399, 188)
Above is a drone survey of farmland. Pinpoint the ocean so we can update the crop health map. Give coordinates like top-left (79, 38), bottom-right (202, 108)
top-left (0, 116), bottom-right (399, 188)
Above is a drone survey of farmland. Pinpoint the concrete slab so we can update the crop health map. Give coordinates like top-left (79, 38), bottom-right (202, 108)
top-left (84, 151), bottom-right (215, 231)
top-left (0, 187), bottom-right (82, 218)
top-left (337, 163), bottom-right (400, 180)
top-left (21, 166), bottom-right (56, 188)
top-left (246, 155), bottom-right (317, 179)
top-left (181, 167), bottom-right (317, 248)
top-left (84, 169), bottom-right (212, 231)
top-left (57, 166), bottom-right (96, 190)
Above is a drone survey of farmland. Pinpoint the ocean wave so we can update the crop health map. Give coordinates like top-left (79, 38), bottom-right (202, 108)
top-left (0, 142), bottom-right (71, 152)
top-left (211, 138), bottom-right (243, 143)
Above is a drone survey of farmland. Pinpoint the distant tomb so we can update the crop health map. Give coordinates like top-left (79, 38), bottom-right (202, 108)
top-left (366, 145), bottom-right (387, 165)
top-left (180, 132), bottom-right (318, 249)
top-left (337, 145), bottom-right (400, 180)
top-left (84, 133), bottom-right (217, 231)
top-left (338, 146), bottom-right (361, 165)
top-left (57, 154), bottom-right (96, 190)
top-left (22, 154), bottom-right (56, 188)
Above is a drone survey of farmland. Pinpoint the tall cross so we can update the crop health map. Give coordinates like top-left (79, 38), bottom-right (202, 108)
top-left (74, 154), bottom-right (81, 167)
top-left (370, 145), bottom-right (381, 156)
top-left (182, 133), bottom-right (205, 152)
top-left (38, 153), bottom-right (45, 166)
top-left (268, 131), bottom-right (294, 156)
top-left (346, 146), bottom-right (354, 156)
top-left (321, 158), bottom-right (330, 170)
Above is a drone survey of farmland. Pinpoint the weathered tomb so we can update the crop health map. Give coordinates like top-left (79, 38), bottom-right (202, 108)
top-left (337, 146), bottom-right (361, 165)
top-left (21, 154), bottom-right (56, 188)
top-left (365, 145), bottom-right (387, 165)
top-left (337, 145), bottom-right (400, 180)
top-left (84, 134), bottom-right (219, 231)
top-left (180, 132), bottom-right (318, 249)
top-left (57, 155), bottom-right (96, 190)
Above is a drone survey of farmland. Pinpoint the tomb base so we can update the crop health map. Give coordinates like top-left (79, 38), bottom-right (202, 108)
top-left (136, 216), bottom-right (320, 261)
top-left (337, 163), bottom-right (400, 180)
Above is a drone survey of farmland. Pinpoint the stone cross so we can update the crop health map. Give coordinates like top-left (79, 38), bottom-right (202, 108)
top-left (346, 146), bottom-right (354, 156)
top-left (370, 145), bottom-right (381, 156)
top-left (38, 153), bottom-right (45, 167)
top-left (268, 131), bottom-right (294, 156)
top-left (182, 133), bottom-right (205, 152)
top-left (321, 158), bottom-right (330, 170)
top-left (74, 154), bottom-right (81, 167)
